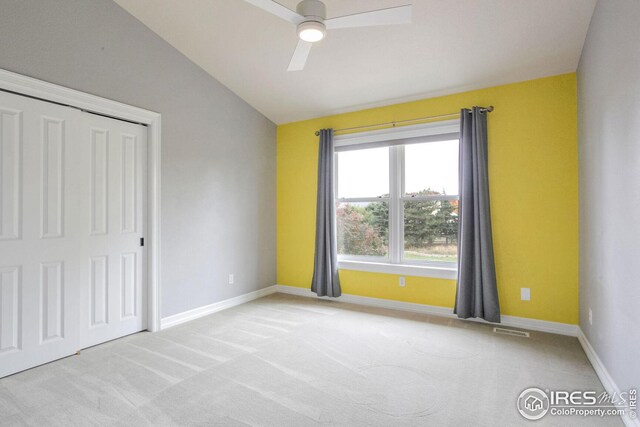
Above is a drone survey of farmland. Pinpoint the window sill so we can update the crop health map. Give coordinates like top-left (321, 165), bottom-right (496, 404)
top-left (338, 260), bottom-right (457, 280)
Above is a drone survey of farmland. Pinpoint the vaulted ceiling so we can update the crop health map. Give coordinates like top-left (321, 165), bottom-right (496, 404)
top-left (114, 0), bottom-right (596, 124)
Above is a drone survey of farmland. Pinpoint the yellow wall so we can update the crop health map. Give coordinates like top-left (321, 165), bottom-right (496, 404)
top-left (277, 73), bottom-right (578, 324)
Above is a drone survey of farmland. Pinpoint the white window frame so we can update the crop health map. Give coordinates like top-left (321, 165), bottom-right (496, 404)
top-left (334, 119), bottom-right (460, 280)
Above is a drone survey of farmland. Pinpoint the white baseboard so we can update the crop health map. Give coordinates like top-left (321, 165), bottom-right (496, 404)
top-left (160, 284), bottom-right (578, 336)
top-left (577, 329), bottom-right (639, 427)
top-left (275, 284), bottom-right (579, 336)
top-left (160, 285), bottom-right (278, 329)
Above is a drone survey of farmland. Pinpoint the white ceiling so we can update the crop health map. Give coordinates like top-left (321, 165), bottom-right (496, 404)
top-left (114, 0), bottom-right (596, 124)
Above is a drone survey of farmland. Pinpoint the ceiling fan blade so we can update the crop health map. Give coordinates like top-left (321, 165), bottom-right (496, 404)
top-left (244, 0), bottom-right (305, 24)
top-left (325, 4), bottom-right (412, 30)
top-left (287, 39), bottom-right (313, 71)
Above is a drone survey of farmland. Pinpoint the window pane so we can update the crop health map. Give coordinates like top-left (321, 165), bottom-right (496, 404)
top-left (337, 147), bottom-right (389, 198)
top-left (337, 202), bottom-right (388, 257)
top-left (403, 200), bottom-right (458, 265)
top-left (405, 140), bottom-right (459, 197)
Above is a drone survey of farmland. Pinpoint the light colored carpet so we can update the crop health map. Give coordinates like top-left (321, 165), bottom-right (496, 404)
top-left (0, 293), bottom-right (621, 426)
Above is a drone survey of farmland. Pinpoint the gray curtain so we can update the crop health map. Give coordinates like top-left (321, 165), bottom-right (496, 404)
top-left (454, 108), bottom-right (500, 322)
top-left (311, 129), bottom-right (341, 297)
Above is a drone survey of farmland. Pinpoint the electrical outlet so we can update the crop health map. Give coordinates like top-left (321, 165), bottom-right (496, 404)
top-left (399, 276), bottom-right (406, 287)
top-left (520, 288), bottom-right (531, 301)
top-left (228, 274), bottom-right (234, 285)
top-left (589, 308), bottom-right (593, 325)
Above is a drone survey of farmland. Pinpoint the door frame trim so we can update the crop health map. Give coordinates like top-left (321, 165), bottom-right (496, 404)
top-left (0, 68), bottom-right (162, 332)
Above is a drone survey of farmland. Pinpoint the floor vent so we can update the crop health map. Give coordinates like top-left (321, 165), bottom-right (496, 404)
top-left (493, 327), bottom-right (530, 338)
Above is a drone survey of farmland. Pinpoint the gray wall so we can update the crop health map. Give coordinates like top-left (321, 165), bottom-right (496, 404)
top-left (0, 0), bottom-right (276, 318)
top-left (578, 0), bottom-right (640, 392)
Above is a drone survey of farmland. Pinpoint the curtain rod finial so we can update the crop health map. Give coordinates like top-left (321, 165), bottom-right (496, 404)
top-left (487, 105), bottom-right (494, 112)
top-left (315, 131), bottom-right (320, 136)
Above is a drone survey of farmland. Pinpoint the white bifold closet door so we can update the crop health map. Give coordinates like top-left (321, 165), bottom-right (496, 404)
top-left (76, 112), bottom-right (147, 349)
top-left (0, 90), bottom-right (147, 378)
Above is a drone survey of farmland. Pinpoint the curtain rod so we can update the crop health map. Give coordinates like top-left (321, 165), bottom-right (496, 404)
top-left (314, 105), bottom-right (494, 136)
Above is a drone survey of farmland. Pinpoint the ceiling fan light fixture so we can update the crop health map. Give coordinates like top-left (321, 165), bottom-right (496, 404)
top-left (297, 20), bottom-right (326, 42)
top-left (243, 0), bottom-right (413, 71)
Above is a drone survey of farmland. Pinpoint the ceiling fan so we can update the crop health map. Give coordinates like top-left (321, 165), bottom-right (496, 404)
top-left (244, 0), bottom-right (412, 71)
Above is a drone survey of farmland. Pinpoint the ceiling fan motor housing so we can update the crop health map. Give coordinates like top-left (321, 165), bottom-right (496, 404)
top-left (296, 0), bottom-right (326, 22)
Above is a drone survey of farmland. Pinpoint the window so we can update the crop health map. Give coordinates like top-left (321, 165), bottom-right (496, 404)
top-left (334, 120), bottom-right (459, 278)
top-left (336, 147), bottom-right (390, 258)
